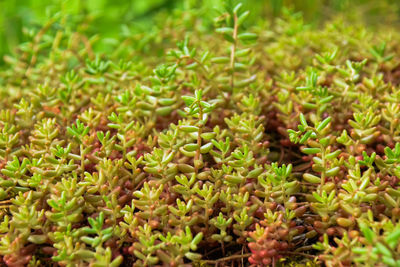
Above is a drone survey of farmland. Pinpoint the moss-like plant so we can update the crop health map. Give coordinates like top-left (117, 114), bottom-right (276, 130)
top-left (1, 1), bottom-right (400, 266)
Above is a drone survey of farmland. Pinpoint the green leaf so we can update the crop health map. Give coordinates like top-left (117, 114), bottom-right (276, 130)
top-left (359, 222), bottom-right (375, 243)
top-left (185, 252), bottom-right (202, 261)
top-left (386, 228), bottom-right (400, 247)
top-left (376, 242), bottom-right (391, 257)
top-left (81, 236), bottom-right (95, 245)
top-left (184, 143), bottom-right (199, 152)
top-left (326, 150), bottom-right (341, 160)
top-left (316, 117), bottom-right (332, 132)
top-left (200, 143), bottom-right (213, 153)
top-left (211, 57), bottom-right (230, 64)
top-left (299, 130), bottom-right (312, 144)
top-left (235, 48), bottom-right (251, 57)
top-left (312, 192), bottom-right (323, 202)
top-left (191, 232), bottom-right (204, 248)
top-left (302, 147), bottom-right (321, 154)
top-left (238, 33), bottom-right (258, 41)
top-left (235, 75), bottom-right (256, 88)
top-left (182, 96), bottom-right (196, 106)
top-left (237, 10), bottom-right (250, 25)
top-left (299, 113), bottom-right (308, 127)
top-left (156, 106), bottom-right (173, 116)
top-left (180, 125), bottom-right (199, 133)
top-left (233, 3), bottom-right (243, 13)
top-left (216, 27), bottom-right (233, 34)
top-left (303, 173), bottom-right (321, 183)
top-left (325, 166), bottom-right (340, 177)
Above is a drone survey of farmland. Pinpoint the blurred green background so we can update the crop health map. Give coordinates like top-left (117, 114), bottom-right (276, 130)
top-left (1, 0), bottom-right (399, 65)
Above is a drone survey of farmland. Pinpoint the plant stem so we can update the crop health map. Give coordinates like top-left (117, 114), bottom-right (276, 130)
top-left (80, 144), bottom-right (85, 173)
top-left (202, 253), bottom-right (251, 264)
top-left (194, 101), bottom-right (203, 174)
top-left (229, 13), bottom-right (238, 92)
top-left (320, 144), bottom-right (326, 188)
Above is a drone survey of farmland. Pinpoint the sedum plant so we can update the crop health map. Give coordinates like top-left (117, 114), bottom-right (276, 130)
top-left (0, 1), bottom-right (400, 266)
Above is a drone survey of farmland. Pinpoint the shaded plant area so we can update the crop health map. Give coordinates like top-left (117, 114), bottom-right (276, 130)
top-left (1, 0), bottom-right (400, 266)
top-left (1, 0), bottom-right (400, 65)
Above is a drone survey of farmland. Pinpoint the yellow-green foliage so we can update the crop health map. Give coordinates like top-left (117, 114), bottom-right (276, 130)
top-left (0, 1), bottom-right (400, 266)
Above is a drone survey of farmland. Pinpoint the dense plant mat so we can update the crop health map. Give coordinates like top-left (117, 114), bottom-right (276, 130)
top-left (1, 1), bottom-right (400, 266)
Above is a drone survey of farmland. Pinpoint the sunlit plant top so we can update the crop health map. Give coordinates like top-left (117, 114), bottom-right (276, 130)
top-left (0, 1), bottom-right (400, 266)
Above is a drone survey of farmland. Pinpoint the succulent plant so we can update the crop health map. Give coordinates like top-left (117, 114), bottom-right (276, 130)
top-left (0, 0), bottom-right (400, 266)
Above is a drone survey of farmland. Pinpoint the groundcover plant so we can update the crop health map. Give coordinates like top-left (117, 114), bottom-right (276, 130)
top-left (1, 0), bottom-right (400, 266)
